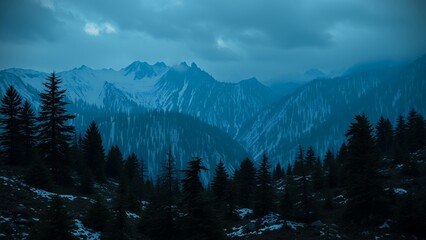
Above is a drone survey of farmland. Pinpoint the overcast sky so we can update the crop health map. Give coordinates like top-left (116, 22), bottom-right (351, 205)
top-left (1, 0), bottom-right (425, 83)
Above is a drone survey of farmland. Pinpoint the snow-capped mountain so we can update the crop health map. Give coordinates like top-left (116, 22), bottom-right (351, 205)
top-left (237, 55), bottom-right (426, 165)
top-left (1, 61), bottom-right (276, 136)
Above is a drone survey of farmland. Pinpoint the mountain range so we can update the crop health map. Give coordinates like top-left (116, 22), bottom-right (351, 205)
top-left (1, 55), bottom-right (425, 178)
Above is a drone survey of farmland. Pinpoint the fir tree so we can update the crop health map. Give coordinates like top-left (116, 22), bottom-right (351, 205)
top-left (280, 175), bottom-right (295, 220)
top-left (286, 163), bottom-right (293, 176)
top-left (0, 85), bottom-right (22, 165)
top-left (336, 143), bottom-right (348, 187)
top-left (293, 145), bottom-right (305, 176)
top-left (160, 146), bottom-right (179, 239)
top-left (38, 73), bottom-right (75, 185)
top-left (394, 114), bottom-right (408, 164)
top-left (106, 175), bottom-right (128, 240)
top-left (344, 114), bottom-right (386, 223)
top-left (272, 163), bottom-right (285, 182)
top-left (18, 100), bottom-right (38, 164)
top-left (407, 109), bottom-right (426, 152)
top-left (124, 153), bottom-right (143, 212)
top-left (375, 116), bottom-right (393, 155)
top-left (211, 159), bottom-right (230, 217)
top-left (305, 146), bottom-right (316, 174)
top-left (181, 157), bottom-right (224, 240)
top-left (234, 158), bottom-right (256, 208)
top-left (30, 195), bottom-right (76, 240)
top-left (141, 183), bottom-right (178, 240)
top-left (254, 153), bottom-right (275, 217)
top-left (323, 149), bottom-right (337, 188)
top-left (82, 121), bottom-right (106, 182)
top-left (312, 156), bottom-right (324, 191)
top-left (106, 145), bottom-right (123, 180)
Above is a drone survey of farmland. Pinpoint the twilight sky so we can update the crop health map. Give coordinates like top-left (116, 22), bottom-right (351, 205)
top-left (0, 0), bottom-right (425, 83)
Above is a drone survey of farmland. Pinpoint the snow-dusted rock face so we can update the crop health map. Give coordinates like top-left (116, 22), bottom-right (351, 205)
top-left (238, 55), bottom-right (426, 165)
top-left (0, 62), bottom-right (276, 137)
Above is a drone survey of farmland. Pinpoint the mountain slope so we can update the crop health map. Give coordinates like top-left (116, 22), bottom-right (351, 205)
top-left (153, 63), bottom-right (276, 135)
top-left (88, 110), bottom-right (249, 182)
top-left (0, 62), bottom-right (276, 136)
top-left (238, 55), bottom-right (426, 164)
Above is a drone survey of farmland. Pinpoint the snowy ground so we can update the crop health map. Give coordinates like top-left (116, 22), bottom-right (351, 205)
top-left (72, 219), bottom-right (101, 240)
top-left (226, 212), bottom-right (304, 238)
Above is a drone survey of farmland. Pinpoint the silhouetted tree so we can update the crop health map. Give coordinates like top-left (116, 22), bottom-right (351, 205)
top-left (211, 159), bottom-right (229, 217)
top-left (280, 175), bottom-right (295, 220)
top-left (312, 156), bottom-right (324, 191)
top-left (18, 100), bottom-right (38, 164)
top-left (124, 153), bottom-right (143, 212)
top-left (407, 109), bottom-right (426, 152)
top-left (375, 116), bottom-right (393, 156)
top-left (323, 149), bottom-right (337, 189)
top-left (234, 158), bottom-right (256, 208)
top-left (254, 153), bottom-right (275, 217)
top-left (394, 114), bottom-right (408, 164)
top-left (106, 145), bottom-right (123, 180)
top-left (0, 85), bottom-right (22, 165)
top-left (293, 145), bottom-right (305, 176)
top-left (272, 163), bottom-right (285, 182)
top-left (286, 163), bottom-right (293, 176)
top-left (344, 114), bottom-right (386, 223)
top-left (38, 73), bottom-right (75, 185)
top-left (181, 157), bottom-right (224, 240)
top-left (82, 121), bottom-right (106, 182)
top-left (305, 146), bottom-right (316, 174)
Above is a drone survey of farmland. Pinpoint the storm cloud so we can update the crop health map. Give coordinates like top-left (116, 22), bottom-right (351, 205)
top-left (0, 0), bottom-right (425, 82)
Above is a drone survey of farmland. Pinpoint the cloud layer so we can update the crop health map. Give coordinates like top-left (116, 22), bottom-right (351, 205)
top-left (0, 0), bottom-right (425, 82)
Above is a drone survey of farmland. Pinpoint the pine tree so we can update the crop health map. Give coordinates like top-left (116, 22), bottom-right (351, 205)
top-left (375, 116), bottom-right (393, 156)
top-left (141, 183), bottom-right (178, 240)
top-left (312, 156), bottom-right (324, 191)
top-left (407, 109), bottom-right (426, 152)
top-left (82, 121), bottom-right (106, 182)
top-left (0, 85), bottom-right (22, 165)
top-left (124, 153), bottom-right (143, 212)
top-left (272, 163), bottom-right (285, 182)
top-left (323, 149), bottom-right (337, 189)
top-left (38, 73), bottom-right (75, 185)
top-left (211, 159), bottom-right (230, 217)
top-left (394, 114), bottom-right (408, 164)
top-left (234, 158), bottom-right (256, 208)
top-left (254, 153), bottom-right (275, 217)
top-left (181, 157), bottom-right (224, 240)
top-left (30, 195), bottom-right (76, 240)
top-left (159, 146), bottom-right (179, 239)
top-left (336, 143), bottom-right (348, 187)
top-left (305, 146), bottom-right (316, 174)
top-left (293, 145), bottom-right (304, 176)
top-left (106, 145), bottom-right (123, 180)
top-left (344, 114), bottom-right (386, 223)
top-left (106, 175), bottom-right (128, 240)
top-left (286, 163), bottom-right (293, 176)
top-left (17, 100), bottom-right (38, 164)
top-left (280, 175), bottom-right (295, 220)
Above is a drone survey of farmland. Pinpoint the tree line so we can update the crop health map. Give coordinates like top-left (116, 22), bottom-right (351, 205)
top-left (1, 73), bottom-right (425, 239)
